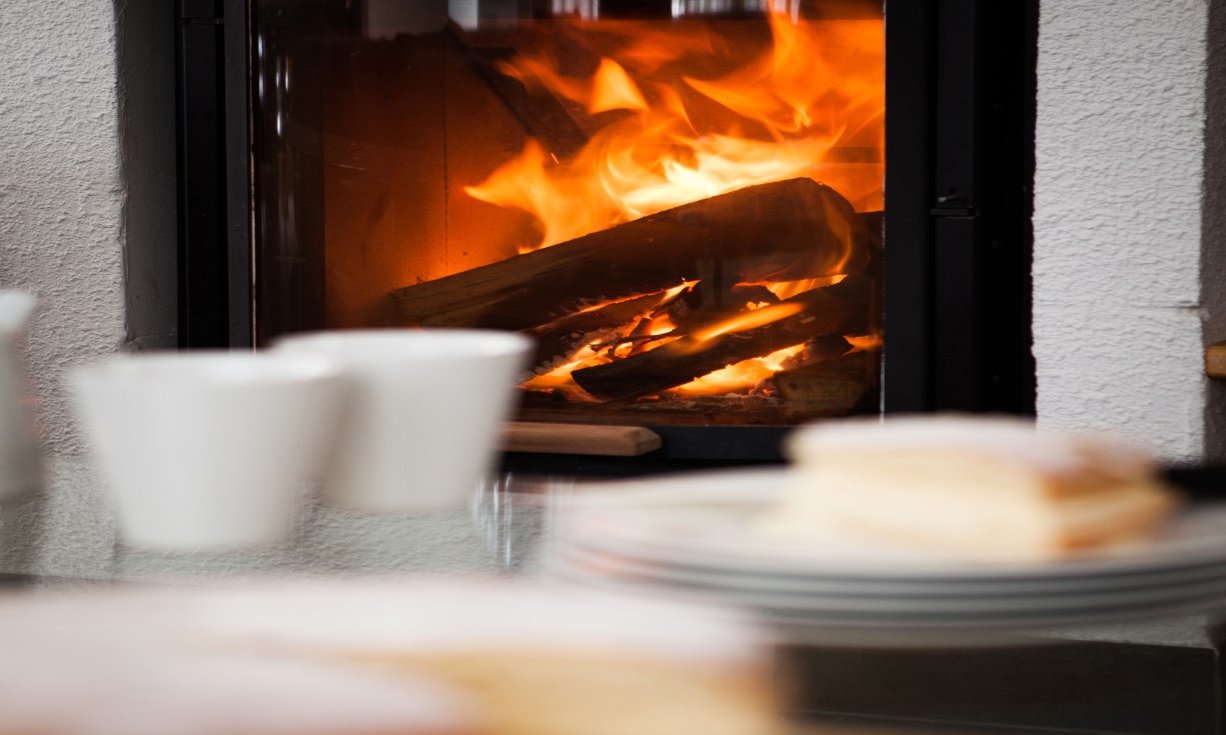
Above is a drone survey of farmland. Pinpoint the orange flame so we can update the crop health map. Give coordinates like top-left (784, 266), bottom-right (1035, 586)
top-left (738, 274), bottom-right (847, 300)
top-left (683, 9), bottom-right (883, 139)
top-left (688, 302), bottom-right (803, 346)
top-left (464, 10), bottom-right (884, 251)
top-left (845, 333), bottom-right (883, 352)
top-left (590, 58), bottom-right (649, 113)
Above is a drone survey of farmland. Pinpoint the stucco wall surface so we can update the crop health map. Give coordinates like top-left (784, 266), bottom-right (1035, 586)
top-left (1032, 304), bottom-right (1205, 458)
top-left (0, 0), bottom-right (126, 453)
top-left (1034, 0), bottom-right (1210, 459)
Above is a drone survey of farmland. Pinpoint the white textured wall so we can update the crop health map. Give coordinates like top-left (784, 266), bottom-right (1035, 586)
top-left (0, 0), bottom-right (126, 452)
top-left (1034, 0), bottom-right (1212, 460)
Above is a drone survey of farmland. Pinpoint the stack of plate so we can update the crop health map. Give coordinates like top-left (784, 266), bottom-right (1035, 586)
top-left (544, 469), bottom-right (1226, 641)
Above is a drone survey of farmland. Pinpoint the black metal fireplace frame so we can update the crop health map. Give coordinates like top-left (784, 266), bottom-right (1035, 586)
top-left (167, 0), bottom-right (1036, 466)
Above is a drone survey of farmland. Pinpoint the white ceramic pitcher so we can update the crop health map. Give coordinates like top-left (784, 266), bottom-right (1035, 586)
top-left (0, 291), bottom-right (41, 500)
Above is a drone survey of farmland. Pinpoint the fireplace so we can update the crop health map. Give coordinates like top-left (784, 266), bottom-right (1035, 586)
top-left (175, 0), bottom-right (1036, 464)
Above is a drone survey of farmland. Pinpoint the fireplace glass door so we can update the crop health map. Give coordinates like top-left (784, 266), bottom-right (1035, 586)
top-left (251, 0), bottom-right (885, 427)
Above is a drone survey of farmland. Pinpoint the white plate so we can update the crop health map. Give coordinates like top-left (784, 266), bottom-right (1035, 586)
top-left (547, 546), bottom-right (1226, 615)
top-left (550, 566), bottom-right (1226, 634)
top-left (556, 536), bottom-right (1226, 596)
top-left (551, 543), bottom-right (1226, 601)
top-left (561, 468), bottom-right (1226, 581)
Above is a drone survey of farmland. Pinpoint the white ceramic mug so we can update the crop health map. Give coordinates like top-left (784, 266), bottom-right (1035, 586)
top-left (70, 352), bottom-right (348, 550)
top-left (274, 330), bottom-right (532, 513)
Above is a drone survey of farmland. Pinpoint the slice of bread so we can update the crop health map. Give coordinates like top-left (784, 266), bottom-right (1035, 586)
top-left (763, 415), bottom-right (1179, 562)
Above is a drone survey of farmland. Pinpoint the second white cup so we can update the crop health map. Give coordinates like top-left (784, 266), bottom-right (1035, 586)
top-left (274, 329), bottom-right (532, 513)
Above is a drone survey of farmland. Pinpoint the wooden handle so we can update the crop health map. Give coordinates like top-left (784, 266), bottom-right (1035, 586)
top-left (501, 422), bottom-right (663, 456)
top-left (1207, 342), bottom-right (1226, 378)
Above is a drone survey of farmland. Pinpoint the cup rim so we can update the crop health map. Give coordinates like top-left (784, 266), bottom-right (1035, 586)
top-left (273, 329), bottom-right (533, 359)
top-left (71, 351), bottom-right (344, 386)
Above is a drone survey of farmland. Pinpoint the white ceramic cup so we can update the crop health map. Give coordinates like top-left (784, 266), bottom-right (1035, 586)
top-left (70, 352), bottom-right (348, 550)
top-left (274, 329), bottom-right (532, 513)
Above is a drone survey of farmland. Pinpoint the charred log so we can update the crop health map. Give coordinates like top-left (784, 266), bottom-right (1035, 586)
top-left (569, 276), bottom-right (870, 400)
top-left (384, 178), bottom-right (867, 331)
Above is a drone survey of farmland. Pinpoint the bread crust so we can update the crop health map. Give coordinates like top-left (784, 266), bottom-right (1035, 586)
top-left (772, 415), bottom-right (1180, 561)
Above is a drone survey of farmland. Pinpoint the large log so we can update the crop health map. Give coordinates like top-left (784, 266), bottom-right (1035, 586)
top-left (383, 178), bottom-right (866, 330)
top-left (569, 276), bottom-right (870, 400)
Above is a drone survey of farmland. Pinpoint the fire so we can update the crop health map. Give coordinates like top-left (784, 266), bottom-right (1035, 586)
top-left (463, 5), bottom-right (883, 403)
top-left (464, 7), bottom-right (884, 251)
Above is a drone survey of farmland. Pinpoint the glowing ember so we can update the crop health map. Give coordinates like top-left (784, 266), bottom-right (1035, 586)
top-left (671, 344), bottom-right (805, 396)
top-left (845, 333), bottom-right (883, 352)
top-left (521, 344), bottom-right (606, 399)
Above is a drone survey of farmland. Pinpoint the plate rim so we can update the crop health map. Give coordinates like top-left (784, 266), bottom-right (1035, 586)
top-left (564, 468), bottom-right (1226, 580)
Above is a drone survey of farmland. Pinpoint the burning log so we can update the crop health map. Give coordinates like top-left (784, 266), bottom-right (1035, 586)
top-left (569, 276), bottom-right (870, 400)
top-left (384, 178), bottom-right (866, 331)
top-left (528, 282), bottom-right (786, 367)
top-left (772, 348), bottom-right (880, 413)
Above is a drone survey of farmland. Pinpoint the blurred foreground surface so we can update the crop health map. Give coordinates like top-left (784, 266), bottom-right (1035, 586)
top-left (0, 455), bottom-right (1221, 734)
